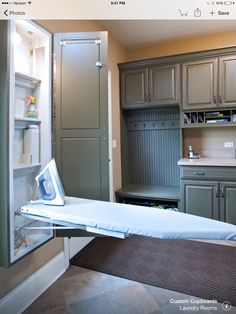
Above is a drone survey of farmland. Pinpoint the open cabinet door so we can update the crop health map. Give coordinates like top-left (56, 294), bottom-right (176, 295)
top-left (0, 20), bottom-right (53, 267)
top-left (53, 32), bottom-right (109, 257)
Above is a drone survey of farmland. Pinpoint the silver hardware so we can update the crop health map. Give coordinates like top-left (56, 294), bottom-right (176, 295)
top-left (221, 186), bottom-right (225, 198)
top-left (96, 62), bottom-right (103, 69)
top-left (60, 41), bottom-right (66, 46)
top-left (215, 186), bottom-right (220, 198)
top-left (193, 172), bottom-right (205, 176)
top-left (95, 39), bottom-right (101, 45)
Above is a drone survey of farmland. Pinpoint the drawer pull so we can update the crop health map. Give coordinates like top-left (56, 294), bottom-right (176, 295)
top-left (193, 172), bottom-right (205, 176)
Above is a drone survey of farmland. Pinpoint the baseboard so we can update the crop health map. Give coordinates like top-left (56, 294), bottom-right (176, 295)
top-left (0, 251), bottom-right (67, 314)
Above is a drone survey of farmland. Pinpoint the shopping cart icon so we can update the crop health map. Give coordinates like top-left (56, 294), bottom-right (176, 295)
top-left (179, 9), bottom-right (188, 16)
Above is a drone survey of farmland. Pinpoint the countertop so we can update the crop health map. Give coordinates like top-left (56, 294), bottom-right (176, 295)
top-left (178, 157), bottom-right (236, 167)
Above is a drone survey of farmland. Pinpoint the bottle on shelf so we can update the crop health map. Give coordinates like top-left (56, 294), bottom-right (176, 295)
top-left (23, 125), bottom-right (40, 164)
top-left (25, 95), bottom-right (38, 119)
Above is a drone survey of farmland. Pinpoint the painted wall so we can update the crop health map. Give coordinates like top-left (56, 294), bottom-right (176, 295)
top-left (183, 127), bottom-right (236, 158)
top-left (127, 30), bottom-right (236, 61)
top-left (0, 20), bottom-right (127, 301)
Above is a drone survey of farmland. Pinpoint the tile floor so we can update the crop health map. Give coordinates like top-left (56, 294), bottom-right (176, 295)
top-left (24, 240), bottom-right (236, 314)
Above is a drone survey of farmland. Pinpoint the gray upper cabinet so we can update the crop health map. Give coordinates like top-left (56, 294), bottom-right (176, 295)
top-left (182, 54), bottom-right (236, 110)
top-left (219, 55), bottom-right (236, 107)
top-left (121, 69), bottom-right (148, 108)
top-left (182, 58), bottom-right (218, 110)
top-left (149, 64), bottom-right (179, 106)
top-left (121, 64), bottom-right (179, 109)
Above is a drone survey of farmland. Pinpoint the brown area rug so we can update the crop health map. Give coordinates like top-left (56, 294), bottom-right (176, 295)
top-left (72, 236), bottom-right (236, 305)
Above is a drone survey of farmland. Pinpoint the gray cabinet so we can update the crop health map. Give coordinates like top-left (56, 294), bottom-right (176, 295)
top-left (148, 64), bottom-right (179, 106)
top-left (121, 64), bottom-right (179, 109)
top-left (182, 58), bottom-right (218, 110)
top-left (180, 166), bottom-right (236, 224)
top-left (182, 55), bottom-right (236, 110)
top-left (121, 69), bottom-right (148, 108)
top-left (219, 55), bottom-right (236, 107)
top-left (54, 32), bottom-right (109, 202)
top-left (220, 182), bottom-right (236, 223)
top-left (181, 180), bottom-right (219, 220)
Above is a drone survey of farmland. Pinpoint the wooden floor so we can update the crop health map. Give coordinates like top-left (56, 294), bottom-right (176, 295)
top-left (24, 240), bottom-right (236, 314)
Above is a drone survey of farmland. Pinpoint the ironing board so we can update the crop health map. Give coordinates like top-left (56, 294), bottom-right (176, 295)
top-left (21, 196), bottom-right (236, 240)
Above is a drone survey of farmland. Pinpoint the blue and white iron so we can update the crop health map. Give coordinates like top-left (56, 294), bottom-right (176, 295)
top-left (35, 159), bottom-right (65, 206)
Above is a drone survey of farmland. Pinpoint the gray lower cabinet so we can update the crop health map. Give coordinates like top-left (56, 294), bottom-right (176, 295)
top-left (181, 180), bottom-right (219, 220)
top-left (180, 166), bottom-right (236, 224)
top-left (120, 64), bottom-right (179, 109)
top-left (220, 182), bottom-right (236, 224)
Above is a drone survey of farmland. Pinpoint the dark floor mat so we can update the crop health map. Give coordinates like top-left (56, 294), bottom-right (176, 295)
top-left (72, 236), bottom-right (236, 305)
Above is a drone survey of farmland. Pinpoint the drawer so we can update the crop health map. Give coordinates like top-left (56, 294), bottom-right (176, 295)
top-left (180, 166), bottom-right (236, 180)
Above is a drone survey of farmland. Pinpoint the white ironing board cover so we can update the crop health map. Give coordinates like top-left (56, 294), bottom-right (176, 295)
top-left (21, 196), bottom-right (236, 240)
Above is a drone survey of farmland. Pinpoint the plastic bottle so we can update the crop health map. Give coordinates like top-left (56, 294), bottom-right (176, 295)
top-left (23, 125), bottom-right (40, 164)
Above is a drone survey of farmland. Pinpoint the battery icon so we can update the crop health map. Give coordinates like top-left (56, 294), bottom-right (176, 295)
top-left (224, 1), bottom-right (234, 4)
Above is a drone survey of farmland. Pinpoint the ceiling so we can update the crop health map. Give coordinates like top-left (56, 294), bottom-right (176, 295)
top-left (100, 20), bottom-right (236, 50)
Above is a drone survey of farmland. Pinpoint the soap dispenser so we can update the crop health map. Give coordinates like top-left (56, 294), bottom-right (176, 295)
top-left (188, 145), bottom-right (194, 159)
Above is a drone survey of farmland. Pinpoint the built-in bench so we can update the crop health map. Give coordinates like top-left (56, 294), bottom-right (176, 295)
top-left (116, 184), bottom-right (180, 208)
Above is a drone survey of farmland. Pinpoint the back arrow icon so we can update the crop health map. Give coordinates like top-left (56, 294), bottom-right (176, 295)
top-left (4, 9), bottom-right (8, 16)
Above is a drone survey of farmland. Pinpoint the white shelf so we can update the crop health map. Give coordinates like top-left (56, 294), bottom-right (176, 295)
top-left (15, 117), bottom-right (41, 122)
top-left (15, 72), bottom-right (41, 89)
top-left (14, 163), bottom-right (41, 171)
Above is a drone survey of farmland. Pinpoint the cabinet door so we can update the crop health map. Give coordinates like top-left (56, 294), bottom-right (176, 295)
top-left (149, 64), bottom-right (179, 106)
top-left (181, 180), bottom-right (219, 220)
top-left (219, 55), bottom-right (236, 108)
top-left (54, 32), bottom-right (109, 202)
top-left (220, 182), bottom-right (236, 224)
top-left (182, 58), bottom-right (218, 110)
top-left (121, 69), bottom-right (148, 109)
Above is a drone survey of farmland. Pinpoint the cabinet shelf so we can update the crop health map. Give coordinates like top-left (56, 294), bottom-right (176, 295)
top-left (182, 110), bottom-right (236, 127)
top-left (15, 72), bottom-right (41, 89)
top-left (14, 163), bottom-right (41, 173)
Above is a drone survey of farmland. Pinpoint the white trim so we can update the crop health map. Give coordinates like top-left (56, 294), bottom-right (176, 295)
top-left (0, 251), bottom-right (67, 314)
top-left (108, 70), bottom-right (114, 202)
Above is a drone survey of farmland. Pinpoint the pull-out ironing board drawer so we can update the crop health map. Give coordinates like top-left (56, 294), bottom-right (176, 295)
top-left (21, 196), bottom-right (236, 241)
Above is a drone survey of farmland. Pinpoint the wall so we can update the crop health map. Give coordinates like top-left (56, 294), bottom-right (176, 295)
top-left (127, 30), bottom-right (236, 61)
top-left (0, 19), bottom-right (127, 301)
top-left (183, 127), bottom-right (236, 158)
